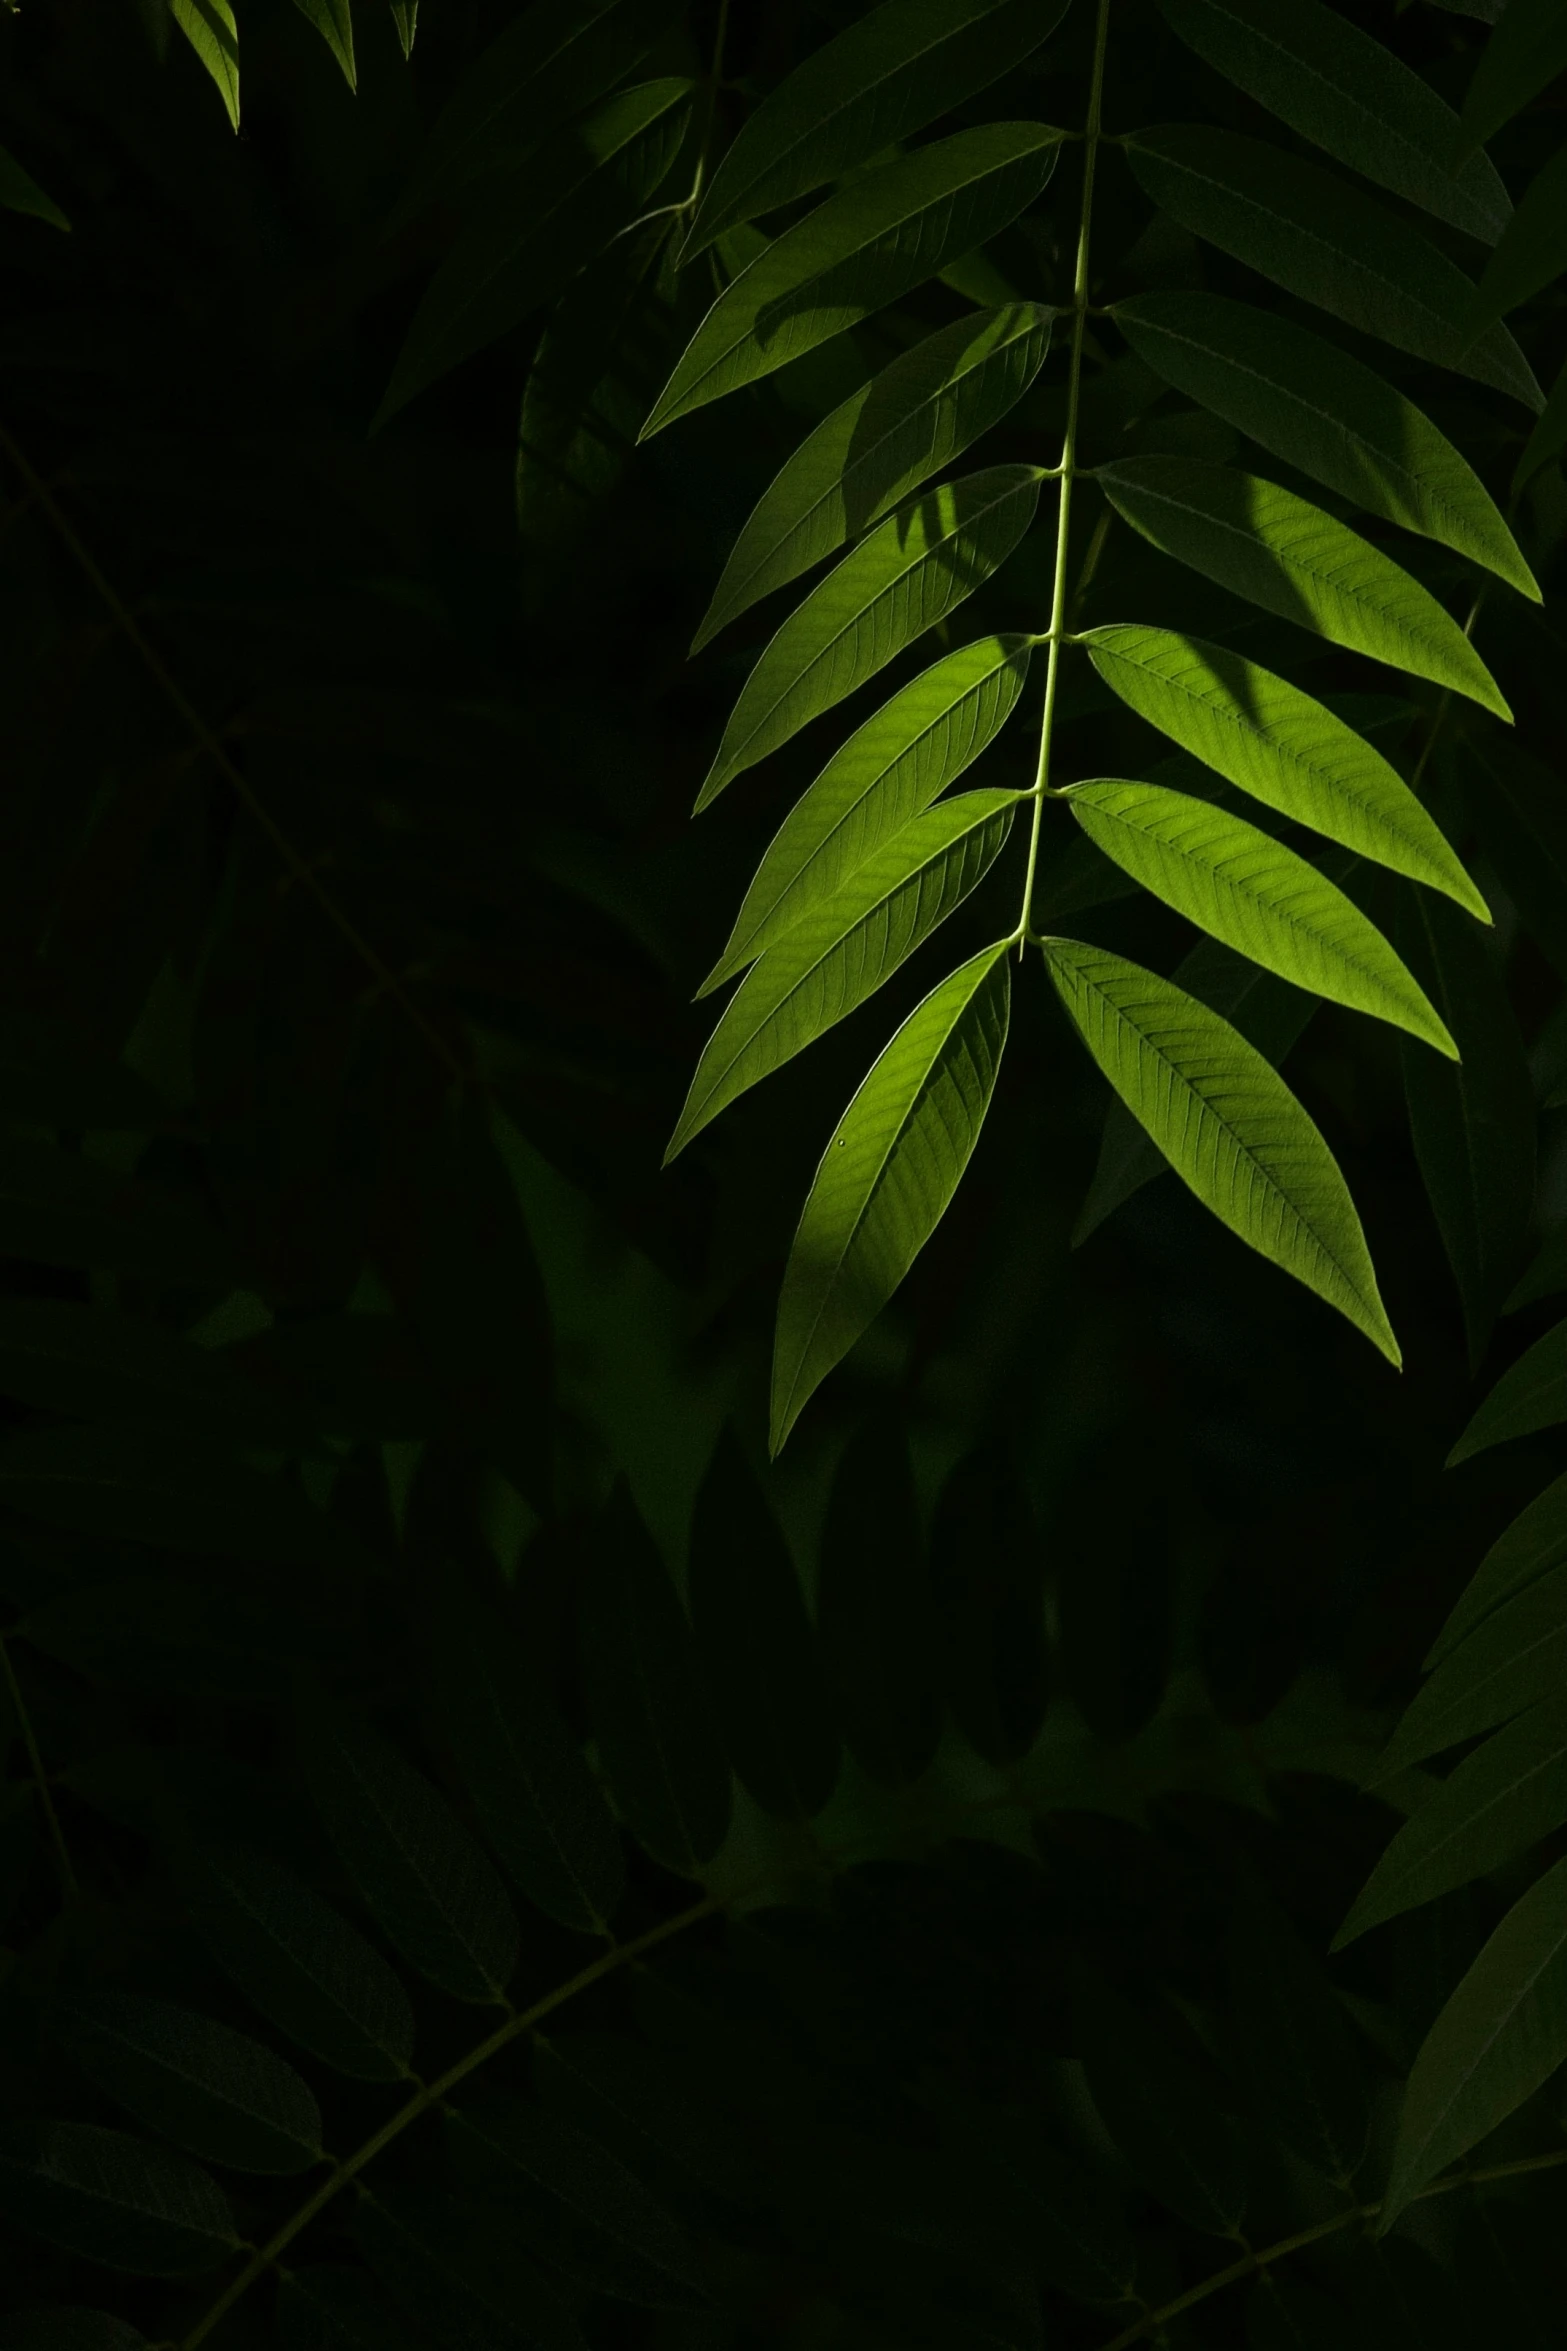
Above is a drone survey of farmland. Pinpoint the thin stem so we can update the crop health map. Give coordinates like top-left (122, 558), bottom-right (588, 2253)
top-left (0, 422), bottom-right (467, 1088)
top-left (1013, 0), bottom-right (1113, 956)
top-left (0, 1631), bottom-right (76, 1899)
top-left (1094, 2146), bottom-right (1567, 2350)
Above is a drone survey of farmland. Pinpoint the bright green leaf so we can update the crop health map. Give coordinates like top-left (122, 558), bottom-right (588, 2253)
top-left (379, 79), bottom-right (694, 426)
top-left (1112, 296), bottom-right (1537, 602)
top-left (1460, 0), bottom-right (1567, 151)
top-left (171, 0), bottom-right (239, 129)
top-left (682, 0), bottom-right (1069, 259)
top-left (291, 0), bottom-right (355, 87)
top-left (1381, 1856), bottom-right (1567, 2228)
top-left (0, 141), bottom-right (69, 230)
top-left (1158, 0), bottom-right (1510, 241)
top-left (1339, 1699), bottom-right (1567, 1947)
top-left (772, 942), bottom-right (1009, 1452)
top-left (1066, 781), bottom-right (1456, 1054)
top-left (1373, 1561), bottom-right (1567, 1774)
top-left (1449, 1319), bottom-right (1567, 1464)
top-left (643, 127), bottom-right (1061, 437)
top-left (0, 2123), bottom-right (236, 2276)
top-left (1043, 938), bottom-right (1400, 1362)
top-left (60, 1993), bottom-right (323, 2176)
top-left (1094, 459), bottom-right (1512, 716)
top-left (696, 466), bottom-right (1041, 808)
top-left (1428, 1473), bottom-right (1567, 1669)
top-left (672, 791), bottom-right (1016, 1159)
top-left (1125, 127), bottom-right (1543, 411)
top-left (389, 0), bottom-right (416, 58)
top-left (694, 305), bottom-right (1052, 652)
top-left (703, 635), bottom-right (1031, 993)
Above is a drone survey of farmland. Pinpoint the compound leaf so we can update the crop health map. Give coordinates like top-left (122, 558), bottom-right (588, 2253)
top-left (59, 1993), bottom-right (323, 2175)
top-left (0, 2123), bottom-right (236, 2276)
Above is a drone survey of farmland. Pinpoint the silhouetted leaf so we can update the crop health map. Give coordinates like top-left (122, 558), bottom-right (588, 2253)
top-left (1076, 1983), bottom-right (1248, 2238)
top-left (578, 1482), bottom-right (732, 1876)
top-left (17, 1575), bottom-right (316, 1700)
top-left (59, 1991), bottom-right (322, 2174)
top-left (1095, 459), bottom-right (1511, 714)
top-left (0, 1300), bottom-right (299, 1441)
top-left (0, 1137), bottom-right (229, 1282)
top-left (1226, 1892), bottom-right (1369, 2181)
top-left (817, 1426), bottom-right (938, 1786)
top-left (354, 2181), bottom-right (586, 2351)
top-left (771, 943), bottom-right (1012, 1452)
top-left (275, 2264), bottom-right (417, 2350)
top-left (1460, 0), bottom-right (1567, 151)
top-left (1428, 1472), bottom-right (1567, 1666)
top-left (1449, 1318), bottom-right (1567, 1465)
top-left (0, 1424), bottom-right (353, 1566)
top-left (1515, 354), bottom-right (1567, 497)
top-left (0, 141), bottom-right (70, 230)
top-left (688, 1431), bottom-right (838, 1819)
top-left (1463, 734), bottom-right (1567, 985)
top-left (181, 1840), bottom-right (415, 2082)
top-left (930, 1447), bottom-right (1048, 1764)
top-left (1374, 1562), bottom-right (1567, 1773)
top-left (298, 1697), bottom-right (520, 2004)
top-left (696, 466), bottom-right (1042, 807)
top-left (1468, 150), bottom-right (1567, 346)
top-left (532, 2031), bottom-right (762, 2209)
top-left (0, 2122), bottom-right (236, 2274)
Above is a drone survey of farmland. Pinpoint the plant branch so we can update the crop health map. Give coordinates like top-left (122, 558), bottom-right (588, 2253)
top-left (0, 1631), bottom-right (76, 1900)
top-left (1014, 0), bottom-right (1113, 954)
top-left (0, 421), bottom-right (468, 1088)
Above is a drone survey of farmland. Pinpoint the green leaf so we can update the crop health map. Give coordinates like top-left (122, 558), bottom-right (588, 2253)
top-left (276, 2265), bottom-right (417, 2350)
top-left (578, 1482), bottom-right (732, 1876)
top-left (1467, 149), bottom-right (1567, 347)
top-left (773, 944), bottom-right (1010, 1453)
top-left (1111, 296), bottom-right (1537, 603)
top-left (0, 1301), bottom-right (302, 1444)
top-left (1381, 1856), bottom-right (1567, 2229)
top-left (1076, 1982), bottom-right (1248, 2237)
top-left (0, 2122), bottom-right (235, 2275)
top-left (682, 0), bottom-right (1069, 259)
top-left (0, 1424), bottom-right (353, 1567)
top-left (1428, 1474), bottom-right (1567, 1667)
top-left (817, 1426), bottom-right (940, 1784)
top-left (0, 140), bottom-right (69, 230)
top-left (59, 1992), bottom-right (323, 2175)
top-left (1157, 0), bottom-right (1510, 241)
top-left (672, 791), bottom-right (1016, 1159)
top-left (1463, 733), bottom-right (1567, 986)
top-left (1508, 1230), bottom-right (1567, 1315)
top-left (181, 1839), bottom-right (416, 2082)
top-left (431, 1571), bottom-right (625, 1937)
top-left (694, 305), bottom-right (1052, 652)
top-left (388, 0), bottom-right (415, 59)
top-left (695, 468), bottom-right (1040, 808)
top-left (1066, 781), bottom-right (1456, 1055)
top-left (1460, 0), bottom-right (1567, 151)
top-left (1373, 1562), bottom-right (1567, 1774)
top-left (1043, 938), bottom-right (1400, 1362)
top-left (533, 2032), bottom-right (760, 2209)
top-left (1514, 353), bottom-right (1567, 498)
top-left (298, 1698), bottom-right (520, 2004)
top-left (1095, 459), bottom-right (1511, 715)
top-left (704, 636), bottom-right (1031, 994)
top-left (688, 1430), bottom-right (839, 1818)
top-left (171, 0), bottom-right (239, 129)
top-left (355, 2183), bottom-right (586, 2351)
top-left (1398, 888), bottom-right (1537, 1369)
top-left (1450, 1319), bottom-right (1567, 1465)
top-left (0, 2317), bottom-right (150, 2351)
top-left (449, 2099), bottom-right (711, 2308)
top-left (396, 0), bottom-right (679, 215)
top-left (1125, 127), bottom-right (1543, 411)
top-left (0, 1135), bottom-right (230, 1282)
top-left (291, 0), bottom-right (355, 87)
top-left (1085, 628), bottom-right (1487, 911)
top-left (378, 78), bottom-right (694, 426)
top-left (1226, 1892), bottom-right (1369, 2181)
top-left (1339, 1698), bottom-right (1567, 1948)
top-left (643, 128), bottom-right (1061, 437)
top-left (930, 1447), bottom-right (1048, 1764)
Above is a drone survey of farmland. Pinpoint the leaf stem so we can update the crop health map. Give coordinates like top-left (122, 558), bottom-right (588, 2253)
top-left (0, 1630), bottom-right (76, 1899)
top-left (1013, 0), bottom-right (1113, 954)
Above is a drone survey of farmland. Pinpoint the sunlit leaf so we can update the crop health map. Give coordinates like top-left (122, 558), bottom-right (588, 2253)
top-left (1381, 1857), bottom-right (1567, 2227)
top-left (577, 1481), bottom-right (731, 1876)
top-left (379, 78), bottom-right (694, 425)
top-left (643, 128), bottom-right (1061, 437)
top-left (182, 1839), bottom-right (416, 2082)
top-left (1125, 126), bottom-right (1543, 411)
top-left (1226, 1891), bottom-right (1369, 2182)
top-left (682, 0), bottom-right (1069, 259)
top-left (1094, 459), bottom-right (1512, 716)
top-left (1076, 1981), bottom-right (1248, 2237)
top-left (1085, 628), bottom-right (1485, 911)
top-left (1449, 1318), bottom-right (1567, 1465)
top-left (698, 467), bottom-right (1040, 809)
top-left (1066, 780), bottom-right (1457, 1054)
top-left (432, 1571), bottom-right (625, 1936)
top-left (389, 0), bottom-right (415, 58)
top-left (1043, 938), bottom-right (1400, 1362)
top-left (298, 1697), bottom-right (520, 2004)
top-left (59, 1992), bottom-right (323, 2175)
top-left (1112, 296), bottom-right (1537, 602)
top-left (704, 635), bottom-right (1031, 993)
top-left (1158, 0), bottom-right (1510, 240)
top-left (1373, 1562), bottom-right (1567, 1774)
top-left (1460, 0), bottom-right (1567, 152)
top-left (291, 0), bottom-right (355, 88)
top-left (0, 140), bottom-right (69, 230)
top-left (688, 1430), bottom-right (839, 1817)
top-left (1398, 888), bottom-right (1536, 1369)
top-left (672, 792), bottom-right (1016, 1159)
top-left (1339, 1698), bottom-right (1567, 1946)
top-left (172, 0), bottom-right (239, 128)
top-left (694, 305), bottom-right (1051, 651)
top-left (1427, 1473), bottom-right (1567, 1668)
top-left (773, 944), bottom-right (1009, 1452)
top-left (0, 2122), bottom-right (236, 2275)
